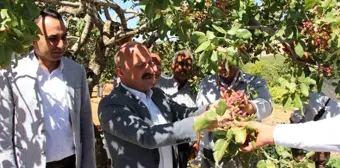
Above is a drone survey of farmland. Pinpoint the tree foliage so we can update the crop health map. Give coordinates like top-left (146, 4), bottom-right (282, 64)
top-left (0, 0), bottom-right (40, 68)
top-left (141, 0), bottom-right (340, 111)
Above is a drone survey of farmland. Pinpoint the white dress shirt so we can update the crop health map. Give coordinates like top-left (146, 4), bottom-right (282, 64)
top-left (274, 114), bottom-right (340, 152)
top-left (155, 75), bottom-right (197, 107)
top-left (121, 83), bottom-right (173, 168)
top-left (36, 56), bottom-right (74, 162)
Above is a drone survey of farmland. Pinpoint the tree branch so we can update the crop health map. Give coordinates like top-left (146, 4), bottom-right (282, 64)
top-left (36, 0), bottom-right (79, 7)
top-left (94, 0), bottom-right (127, 29)
top-left (70, 14), bottom-right (93, 55)
top-left (87, 5), bottom-right (104, 32)
top-left (244, 25), bottom-right (276, 34)
top-left (144, 31), bottom-right (159, 48)
top-left (126, 13), bottom-right (141, 21)
top-left (37, 0), bottom-right (86, 16)
top-left (103, 7), bottom-right (111, 21)
top-left (103, 23), bottom-right (148, 46)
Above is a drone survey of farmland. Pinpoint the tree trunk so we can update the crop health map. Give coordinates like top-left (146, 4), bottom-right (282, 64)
top-left (88, 37), bottom-right (107, 97)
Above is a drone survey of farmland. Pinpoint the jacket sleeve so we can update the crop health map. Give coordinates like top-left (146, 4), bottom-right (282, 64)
top-left (98, 100), bottom-right (200, 149)
top-left (167, 97), bottom-right (207, 121)
top-left (249, 76), bottom-right (273, 121)
top-left (80, 67), bottom-right (96, 168)
top-left (0, 69), bottom-right (17, 167)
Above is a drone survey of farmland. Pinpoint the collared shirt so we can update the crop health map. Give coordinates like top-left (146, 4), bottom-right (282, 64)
top-left (35, 55), bottom-right (74, 162)
top-left (274, 114), bottom-right (340, 152)
top-left (121, 83), bottom-right (173, 168)
top-left (196, 71), bottom-right (272, 150)
top-left (155, 75), bottom-right (196, 107)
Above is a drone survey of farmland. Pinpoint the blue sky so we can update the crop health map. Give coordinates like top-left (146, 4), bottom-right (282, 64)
top-left (100, 1), bottom-right (140, 29)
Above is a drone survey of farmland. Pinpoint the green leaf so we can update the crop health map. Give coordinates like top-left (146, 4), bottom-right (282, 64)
top-left (266, 160), bottom-right (276, 168)
top-left (300, 83), bottom-right (309, 97)
top-left (0, 45), bottom-right (13, 68)
top-left (195, 41), bottom-right (211, 53)
top-left (212, 24), bottom-right (227, 34)
top-left (256, 160), bottom-right (266, 168)
top-left (211, 50), bottom-right (218, 62)
top-left (322, 0), bottom-right (337, 8)
top-left (336, 83), bottom-right (340, 95)
top-left (192, 31), bottom-right (207, 44)
top-left (172, 0), bottom-right (182, 6)
top-left (206, 31), bottom-right (216, 40)
top-left (231, 126), bottom-right (247, 144)
top-left (275, 145), bottom-right (292, 159)
top-left (198, 51), bottom-right (208, 65)
top-left (283, 95), bottom-right (293, 109)
top-left (279, 78), bottom-right (289, 88)
top-left (217, 46), bottom-right (227, 53)
top-left (213, 138), bottom-right (230, 163)
top-left (294, 93), bottom-right (303, 110)
top-left (302, 77), bottom-right (316, 86)
top-left (294, 42), bottom-right (304, 57)
top-left (7, 38), bottom-right (25, 54)
top-left (228, 23), bottom-right (241, 35)
top-left (305, 0), bottom-right (321, 10)
top-left (192, 109), bottom-right (217, 131)
top-left (144, 3), bottom-right (155, 20)
top-left (165, 17), bottom-right (172, 27)
top-left (286, 83), bottom-right (297, 93)
top-left (215, 99), bottom-right (227, 116)
top-left (236, 29), bottom-right (252, 39)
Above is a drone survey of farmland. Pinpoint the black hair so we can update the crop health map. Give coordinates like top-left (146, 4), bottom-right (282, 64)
top-left (34, 8), bottom-right (63, 23)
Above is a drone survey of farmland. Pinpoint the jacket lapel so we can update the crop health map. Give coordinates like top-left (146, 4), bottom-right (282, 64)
top-left (61, 60), bottom-right (76, 126)
top-left (151, 89), bottom-right (172, 122)
top-left (116, 85), bottom-right (153, 125)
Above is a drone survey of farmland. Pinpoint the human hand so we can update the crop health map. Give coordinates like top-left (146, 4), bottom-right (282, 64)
top-left (235, 91), bottom-right (255, 116)
top-left (234, 121), bottom-right (275, 152)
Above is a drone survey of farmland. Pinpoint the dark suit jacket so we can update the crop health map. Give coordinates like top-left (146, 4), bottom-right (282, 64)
top-left (98, 84), bottom-right (206, 168)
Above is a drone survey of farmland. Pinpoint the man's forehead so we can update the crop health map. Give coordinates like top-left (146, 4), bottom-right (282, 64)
top-left (37, 16), bottom-right (66, 34)
top-left (119, 44), bottom-right (150, 62)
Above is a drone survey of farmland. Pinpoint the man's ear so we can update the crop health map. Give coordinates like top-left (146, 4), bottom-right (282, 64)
top-left (32, 40), bottom-right (38, 47)
top-left (115, 68), bottom-right (123, 77)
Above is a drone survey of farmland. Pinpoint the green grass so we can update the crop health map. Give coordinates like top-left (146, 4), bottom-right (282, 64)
top-left (243, 55), bottom-right (286, 71)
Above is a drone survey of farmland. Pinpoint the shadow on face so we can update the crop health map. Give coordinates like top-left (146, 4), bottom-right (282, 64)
top-left (116, 43), bottom-right (155, 93)
top-left (33, 16), bottom-right (67, 62)
top-left (172, 54), bottom-right (193, 81)
top-left (218, 61), bottom-right (239, 79)
top-left (151, 53), bottom-right (162, 80)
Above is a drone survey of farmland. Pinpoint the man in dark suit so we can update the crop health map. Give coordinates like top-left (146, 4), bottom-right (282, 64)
top-left (98, 42), bottom-right (225, 168)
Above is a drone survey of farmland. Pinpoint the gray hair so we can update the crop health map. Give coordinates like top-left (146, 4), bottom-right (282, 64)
top-left (172, 50), bottom-right (194, 64)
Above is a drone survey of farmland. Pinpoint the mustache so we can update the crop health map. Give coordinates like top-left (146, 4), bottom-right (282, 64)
top-left (142, 73), bottom-right (154, 79)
